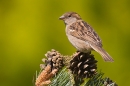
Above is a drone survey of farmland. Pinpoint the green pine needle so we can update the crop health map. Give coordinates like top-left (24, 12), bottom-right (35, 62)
top-left (83, 72), bottom-right (104, 86)
top-left (49, 67), bottom-right (73, 86)
top-left (48, 67), bottom-right (117, 86)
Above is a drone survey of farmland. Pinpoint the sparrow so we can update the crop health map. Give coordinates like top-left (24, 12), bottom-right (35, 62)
top-left (59, 12), bottom-right (114, 62)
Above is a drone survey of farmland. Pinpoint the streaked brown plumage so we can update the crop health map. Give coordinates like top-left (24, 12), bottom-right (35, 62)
top-left (59, 12), bottom-right (114, 62)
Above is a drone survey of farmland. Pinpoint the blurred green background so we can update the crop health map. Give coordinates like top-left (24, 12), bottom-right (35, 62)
top-left (0, 0), bottom-right (130, 86)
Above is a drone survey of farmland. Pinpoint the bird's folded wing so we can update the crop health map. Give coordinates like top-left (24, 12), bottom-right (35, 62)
top-left (68, 20), bottom-right (102, 47)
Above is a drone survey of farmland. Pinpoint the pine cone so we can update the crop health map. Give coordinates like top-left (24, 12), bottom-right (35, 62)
top-left (103, 78), bottom-right (118, 86)
top-left (41, 49), bottom-right (64, 70)
top-left (69, 52), bottom-right (97, 78)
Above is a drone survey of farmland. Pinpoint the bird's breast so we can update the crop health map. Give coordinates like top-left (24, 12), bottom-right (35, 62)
top-left (66, 33), bottom-right (93, 53)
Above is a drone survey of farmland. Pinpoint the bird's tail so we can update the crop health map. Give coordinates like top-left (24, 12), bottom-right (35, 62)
top-left (90, 45), bottom-right (114, 62)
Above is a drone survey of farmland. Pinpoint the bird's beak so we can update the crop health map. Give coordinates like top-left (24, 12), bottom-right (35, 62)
top-left (59, 15), bottom-right (65, 20)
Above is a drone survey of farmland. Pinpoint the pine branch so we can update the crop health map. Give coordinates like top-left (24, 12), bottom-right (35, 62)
top-left (35, 49), bottom-right (117, 86)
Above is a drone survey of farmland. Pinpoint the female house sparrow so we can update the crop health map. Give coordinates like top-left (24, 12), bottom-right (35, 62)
top-left (59, 12), bottom-right (114, 62)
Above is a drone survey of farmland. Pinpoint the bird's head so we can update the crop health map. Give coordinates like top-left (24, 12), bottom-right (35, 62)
top-left (59, 12), bottom-right (81, 25)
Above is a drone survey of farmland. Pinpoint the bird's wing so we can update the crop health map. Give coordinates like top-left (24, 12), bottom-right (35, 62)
top-left (68, 20), bottom-right (102, 47)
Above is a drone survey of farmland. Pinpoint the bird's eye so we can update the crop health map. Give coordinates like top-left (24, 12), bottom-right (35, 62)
top-left (68, 15), bottom-right (71, 17)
